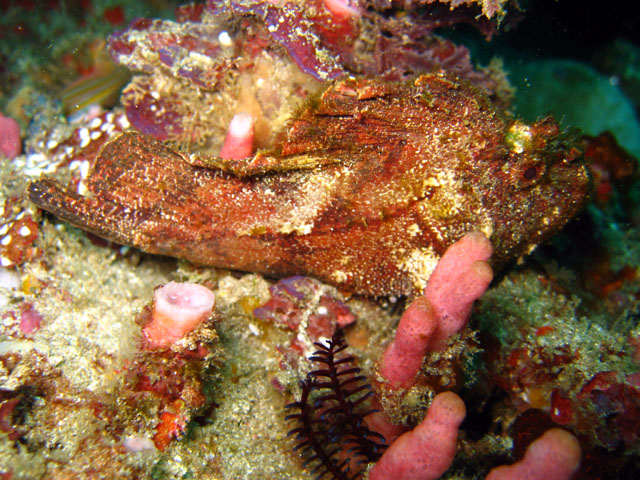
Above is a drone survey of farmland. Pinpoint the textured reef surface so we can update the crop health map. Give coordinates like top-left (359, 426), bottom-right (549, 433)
top-left (1, 0), bottom-right (639, 479)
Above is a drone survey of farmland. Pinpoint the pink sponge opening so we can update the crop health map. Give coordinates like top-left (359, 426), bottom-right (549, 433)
top-left (143, 281), bottom-right (216, 349)
top-left (219, 112), bottom-right (254, 160)
top-left (0, 113), bottom-right (21, 160)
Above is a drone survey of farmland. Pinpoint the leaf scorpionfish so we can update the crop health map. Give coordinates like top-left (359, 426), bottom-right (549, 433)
top-left (28, 72), bottom-right (590, 296)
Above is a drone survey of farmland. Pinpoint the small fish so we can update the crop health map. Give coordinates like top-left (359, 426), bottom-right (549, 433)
top-left (60, 66), bottom-right (131, 116)
top-left (29, 73), bottom-right (590, 296)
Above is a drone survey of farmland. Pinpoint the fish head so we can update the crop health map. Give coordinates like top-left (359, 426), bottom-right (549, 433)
top-left (483, 116), bottom-right (591, 264)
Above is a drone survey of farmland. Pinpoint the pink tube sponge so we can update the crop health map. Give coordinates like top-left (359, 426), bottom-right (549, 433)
top-left (379, 296), bottom-right (437, 389)
top-left (369, 391), bottom-right (466, 480)
top-left (378, 232), bottom-right (493, 389)
top-left (0, 112), bottom-right (21, 160)
top-left (323, 0), bottom-right (360, 19)
top-left (143, 281), bottom-right (216, 349)
top-left (486, 428), bottom-right (581, 480)
top-left (219, 112), bottom-right (254, 160)
top-left (425, 231), bottom-right (493, 348)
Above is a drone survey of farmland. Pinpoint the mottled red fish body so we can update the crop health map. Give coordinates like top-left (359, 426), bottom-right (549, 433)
top-left (28, 73), bottom-right (590, 296)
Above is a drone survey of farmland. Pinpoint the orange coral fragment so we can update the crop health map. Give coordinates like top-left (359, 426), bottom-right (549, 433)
top-left (153, 410), bottom-right (187, 451)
